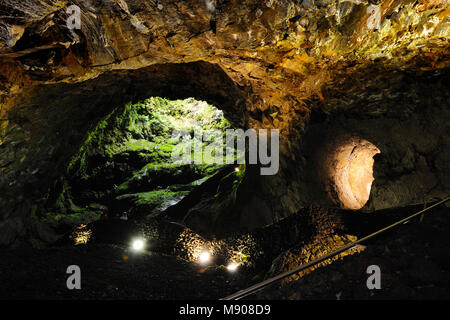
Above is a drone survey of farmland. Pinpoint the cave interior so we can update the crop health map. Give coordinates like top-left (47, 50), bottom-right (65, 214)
top-left (0, 0), bottom-right (449, 300)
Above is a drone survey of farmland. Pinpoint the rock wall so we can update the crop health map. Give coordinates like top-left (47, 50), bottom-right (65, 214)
top-left (295, 69), bottom-right (449, 211)
top-left (0, 0), bottom-right (449, 245)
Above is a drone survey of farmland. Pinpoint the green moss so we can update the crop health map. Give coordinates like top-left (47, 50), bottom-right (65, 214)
top-left (88, 203), bottom-right (106, 210)
top-left (116, 189), bottom-right (189, 219)
top-left (115, 139), bottom-right (156, 153)
top-left (68, 97), bottom-right (231, 177)
top-left (135, 190), bottom-right (187, 206)
top-left (213, 164), bottom-right (246, 204)
top-left (42, 211), bottom-right (102, 229)
top-left (60, 96), bottom-right (233, 219)
top-left (232, 166), bottom-right (246, 203)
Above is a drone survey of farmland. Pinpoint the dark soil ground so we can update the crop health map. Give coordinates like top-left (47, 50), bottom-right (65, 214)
top-left (0, 243), bottom-right (255, 300)
top-left (0, 204), bottom-right (448, 300)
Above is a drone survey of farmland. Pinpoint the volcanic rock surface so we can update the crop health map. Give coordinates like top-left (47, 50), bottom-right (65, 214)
top-left (0, 0), bottom-right (449, 246)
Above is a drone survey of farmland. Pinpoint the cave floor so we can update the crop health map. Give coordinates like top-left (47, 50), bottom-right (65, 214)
top-left (0, 244), bottom-right (254, 300)
top-left (0, 206), bottom-right (448, 300)
top-left (259, 206), bottom-right (450, 300)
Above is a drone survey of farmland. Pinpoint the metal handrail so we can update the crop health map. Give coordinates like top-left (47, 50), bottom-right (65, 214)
top-left (222, 197), bottom-right (450, 300)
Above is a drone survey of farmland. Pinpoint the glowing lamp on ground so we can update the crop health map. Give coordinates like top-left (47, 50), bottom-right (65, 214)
top-left (131, 239), bottom-right (145, 252)
top-left (227, 262), bottom-right (239, 272)
top-left (199, 250), bottom-right (212, 264)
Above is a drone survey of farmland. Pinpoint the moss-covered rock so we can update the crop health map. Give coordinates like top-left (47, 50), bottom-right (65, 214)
top-left (41, 211), bottom-right (103, 235)
top-left (47, 96), bottom-right (233, 225)
top-left (115, 189), bottom-right (190, 220)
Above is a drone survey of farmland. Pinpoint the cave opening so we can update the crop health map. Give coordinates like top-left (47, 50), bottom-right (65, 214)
top-left (329, 138), bottom-right (381, 210)
top-left (53, 96), bottom-right (245, 231)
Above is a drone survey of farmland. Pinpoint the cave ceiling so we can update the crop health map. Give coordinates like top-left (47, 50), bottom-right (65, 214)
top-left (0, 0), bottom-right (448, 245)
top-left (0, 0), bottom-right (448, 127)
